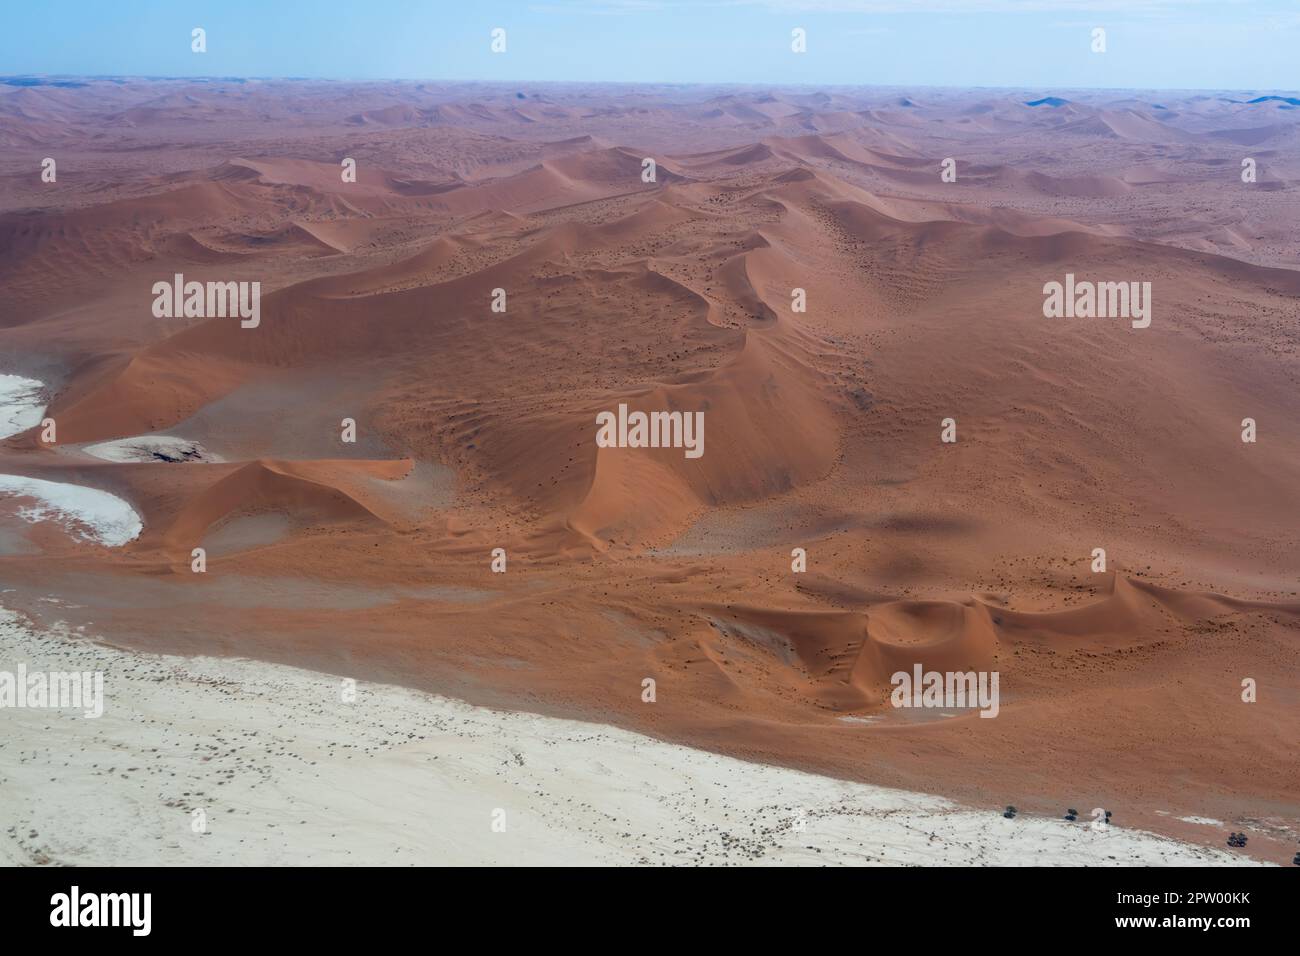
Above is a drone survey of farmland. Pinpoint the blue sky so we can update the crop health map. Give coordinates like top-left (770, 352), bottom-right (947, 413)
top-left (2, 0), bottom-right (1297, 91)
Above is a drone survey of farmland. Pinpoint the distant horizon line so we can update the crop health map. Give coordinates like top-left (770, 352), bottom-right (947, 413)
top-left (3, 74), bottom-right (1297, 97)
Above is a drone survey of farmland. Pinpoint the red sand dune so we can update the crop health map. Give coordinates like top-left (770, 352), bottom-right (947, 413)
top-left (1, 80), bottom-right (1297, 863)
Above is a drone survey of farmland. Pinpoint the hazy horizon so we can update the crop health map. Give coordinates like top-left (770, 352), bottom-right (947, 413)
top-left (3, 0), bottom-right (1299, 91)
top-left (5, 74), bottom-right (1299, 96)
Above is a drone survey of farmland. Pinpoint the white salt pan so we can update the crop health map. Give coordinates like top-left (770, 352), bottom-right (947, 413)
top-left (0, 374), bottom-right (45, 439)
top-left (82, 434), bottom-right (220, 463)
top-left (0, 474), bottom-right (142, 546)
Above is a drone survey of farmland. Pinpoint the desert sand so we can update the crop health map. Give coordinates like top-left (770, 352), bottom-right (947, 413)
top-left (1, 79), bottom-right (1297, 865)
